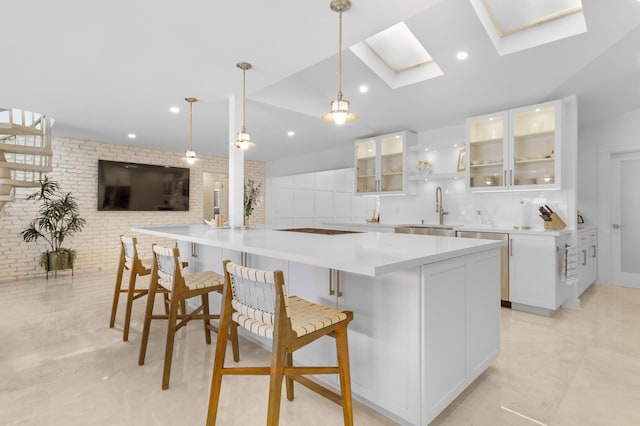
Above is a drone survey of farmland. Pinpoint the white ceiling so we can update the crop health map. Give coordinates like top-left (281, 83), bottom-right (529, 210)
top-left (3, 0), bottom-right (640, 163)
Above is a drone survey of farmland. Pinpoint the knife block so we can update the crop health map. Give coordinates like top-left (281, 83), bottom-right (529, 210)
top-left (544, 212), bottom-right (566, 230)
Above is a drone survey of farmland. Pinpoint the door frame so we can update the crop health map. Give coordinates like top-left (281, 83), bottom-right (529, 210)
top-left (597, 145), bottom-right (640, 286)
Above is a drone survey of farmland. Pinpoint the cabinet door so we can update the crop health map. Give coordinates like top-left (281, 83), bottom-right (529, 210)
top-left (355, 138), bottom-right (378, 194)
top-left (379, 133), bottom-right (405, 193)
top-left (340, 268), bottom-right (422, 425)
top-left (466, 111), bottom-right (508, 191)
top-left (509, 235), bottom-right (560, 311)
top-left (509, 101), bottom-right (561, 189)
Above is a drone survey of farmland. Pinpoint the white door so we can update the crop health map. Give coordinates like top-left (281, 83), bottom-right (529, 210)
top-left (611, 152), bottom-right (640, 288)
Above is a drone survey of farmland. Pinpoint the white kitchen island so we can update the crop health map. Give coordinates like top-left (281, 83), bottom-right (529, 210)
top-left (132, 223), bottom-right (503, 425)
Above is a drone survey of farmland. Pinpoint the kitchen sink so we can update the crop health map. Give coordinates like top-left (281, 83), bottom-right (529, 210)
top-left (394, 225), bottom-right (458, 237)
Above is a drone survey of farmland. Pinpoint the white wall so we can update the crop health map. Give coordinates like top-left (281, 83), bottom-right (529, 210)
top-left (0, 137), bottom-right (265, 281)
top-left (578, 107), bottom-right (640, 284)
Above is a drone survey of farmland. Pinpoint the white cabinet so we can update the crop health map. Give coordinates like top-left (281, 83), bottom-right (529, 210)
top-left (355, 131), bottom-right (416, 195)
top-left (577, 227), bottom-right (597, 296)
top-left (269, 168), bottom-right (364, 226)
top-left (509, 233), bottom-right (569, 315)
top-left (466, 100), bottom-right (561, 191)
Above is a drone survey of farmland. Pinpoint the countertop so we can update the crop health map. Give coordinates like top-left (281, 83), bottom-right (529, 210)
top-left (132, 223), bottom-right (503, 277)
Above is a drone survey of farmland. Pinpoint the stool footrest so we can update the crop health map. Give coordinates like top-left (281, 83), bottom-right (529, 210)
top-left (293, 375), bottom-right (343, 406)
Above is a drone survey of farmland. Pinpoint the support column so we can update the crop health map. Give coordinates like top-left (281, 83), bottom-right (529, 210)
top-left (228, 95), bottom-right (244, 228)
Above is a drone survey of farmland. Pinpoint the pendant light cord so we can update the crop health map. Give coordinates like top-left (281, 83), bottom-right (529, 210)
top-left (189, 101), bottom-right (193, 151)
top-left (242, 68), bottom-right (247, 132)
top-left (338, 11), bottom-right (343, 100)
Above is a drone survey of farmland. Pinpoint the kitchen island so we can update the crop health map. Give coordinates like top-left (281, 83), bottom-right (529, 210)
top-left (133, 223), bottom-right (503, 425)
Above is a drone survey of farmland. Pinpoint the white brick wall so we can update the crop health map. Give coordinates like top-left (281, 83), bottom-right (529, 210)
top-left (0, 137), bottom-right (265, 281)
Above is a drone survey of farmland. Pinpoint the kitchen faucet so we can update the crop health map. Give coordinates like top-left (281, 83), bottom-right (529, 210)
top-left (435, 186), bottom-right (448, 225)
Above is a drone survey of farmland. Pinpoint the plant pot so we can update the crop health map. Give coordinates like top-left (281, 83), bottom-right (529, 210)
top-left (45, 250), bottom-right (74, 278)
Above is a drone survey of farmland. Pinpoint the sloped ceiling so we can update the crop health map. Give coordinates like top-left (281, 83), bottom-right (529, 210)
top-left (3, 0), bottom-right (640, 162)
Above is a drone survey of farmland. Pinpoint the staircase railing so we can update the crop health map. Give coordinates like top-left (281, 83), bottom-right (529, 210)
top-left (0, 108), bottom-right (54, 211)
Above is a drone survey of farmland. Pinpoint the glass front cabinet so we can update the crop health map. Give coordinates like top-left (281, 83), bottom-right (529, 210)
top-left (466, 100), bottom-right (561, 191)
top-left (355, 131), bottom-right (416, 195)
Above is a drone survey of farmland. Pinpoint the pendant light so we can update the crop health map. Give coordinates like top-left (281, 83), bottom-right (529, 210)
top-left (322, 0), bottom-right (358, 125)
top-left (184, 97), bottom-right (198, 164)
top-left (234, 62), bottom-right (255, 150)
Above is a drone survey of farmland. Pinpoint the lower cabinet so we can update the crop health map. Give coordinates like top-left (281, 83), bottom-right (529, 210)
top-left (577, 228), bottom-right (597, 296)
top-left (509, 233), bottom-right (569, 315)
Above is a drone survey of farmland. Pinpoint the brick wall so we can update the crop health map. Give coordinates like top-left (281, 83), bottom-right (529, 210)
top-left (0, 137), bottom-right (265, 281)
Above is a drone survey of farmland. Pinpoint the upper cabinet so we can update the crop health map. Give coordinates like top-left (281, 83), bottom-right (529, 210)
top-left (466, 100), bottom-right (561, 191)
top-left (355, 131), bottom-right (416, 195)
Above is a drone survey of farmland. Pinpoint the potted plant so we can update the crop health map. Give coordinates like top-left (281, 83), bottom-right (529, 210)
top-left (20, 176), bottom-right (86, 272)
top-left (243, 178), bottom-right (262, 227)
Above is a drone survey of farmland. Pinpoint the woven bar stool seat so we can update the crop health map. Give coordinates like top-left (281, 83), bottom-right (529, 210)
top-left (207, 260), bottom-right (354, 426)
top-left (138, 244), bottom-right (239, 390)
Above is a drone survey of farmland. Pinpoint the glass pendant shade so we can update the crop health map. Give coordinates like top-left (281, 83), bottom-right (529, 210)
top-left (322, 98), bottom-right (358, 124)
top-left (185, 149), bottom-right (196, 164)
top-left (234, 129), bottom-right (255, 150)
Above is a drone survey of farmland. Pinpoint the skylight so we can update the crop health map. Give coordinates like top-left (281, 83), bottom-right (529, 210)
top-left (350, 22), bottom-right (443, 89)
top-left (470, 0), bottom-right (586, 56)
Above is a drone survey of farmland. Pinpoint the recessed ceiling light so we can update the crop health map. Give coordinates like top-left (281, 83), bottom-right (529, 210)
top-left (359, 85), bottom-right (369, 93)
top-left (128, 133), bottom-right (136, 139)
top-left (456, 51), bottom-right (468, 60)
top-left (287, 131), bottom-right (295, 136)
top-left (453, 143), bottom-right (458, 147)
top-left (170, 107), bottom-right (180, 113)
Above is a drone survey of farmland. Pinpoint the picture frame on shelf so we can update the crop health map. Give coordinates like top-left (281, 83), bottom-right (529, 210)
top-left (457, 148), bottom-right (466, 172)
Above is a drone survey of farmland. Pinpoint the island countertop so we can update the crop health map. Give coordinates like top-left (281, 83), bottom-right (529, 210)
top-left (132, 223), bottom-right (503, 277)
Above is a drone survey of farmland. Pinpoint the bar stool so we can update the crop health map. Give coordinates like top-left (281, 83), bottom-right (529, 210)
top-left (207, 260), bottom-right (354, 426)
top-left (109, 235), bottom-right (151, 341)
top-left (138, 244), bottom-right (240, 390)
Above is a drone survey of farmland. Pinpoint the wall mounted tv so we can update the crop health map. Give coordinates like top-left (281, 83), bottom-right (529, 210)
top-left (97, 160), bottom-right (190, 211)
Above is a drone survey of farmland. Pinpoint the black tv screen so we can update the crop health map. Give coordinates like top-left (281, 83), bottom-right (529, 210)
top-left (97, 160), bottom-right (190, 211)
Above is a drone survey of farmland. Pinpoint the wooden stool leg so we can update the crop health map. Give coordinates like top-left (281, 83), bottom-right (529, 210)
top-left (110, 261), bottom-right (125, 328)
top-left (335, 326), bottom-right (354, 426)
top-left (138, 277), bottom-right (158, 366)
top-left (285, 351), bottom-right (294, 401)
top-left (206, 287), bottom-right (233, 426)
top-left (162, 288), bottom-right (181, 390)
top-left (202, 293), bottom-right (212, 344)
top-left (122, 269), bottom-right (138, 341)
top-left (230, 322), bottom-right (240, 363)
top-left (266, 338), bottom-right (286, 426)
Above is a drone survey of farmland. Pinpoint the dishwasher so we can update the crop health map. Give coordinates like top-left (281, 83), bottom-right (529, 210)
top-left (456, 231), bottom-right (510, 307)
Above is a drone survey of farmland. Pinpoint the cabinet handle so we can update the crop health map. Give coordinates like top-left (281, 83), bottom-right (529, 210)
top-left (504, 170), bottom-right (507, 187)
top-left (191, 242), bottom-right (198, 258)
top-left (509, 169), bottom-right (513, 186)
top-left (591, 245), bottom-right (597, 258)
top-left (582, 249), bottom-right (587, 266)
top-left (337, 270), bottom-right (343, 298)
top-left (509, 238), bottom-right (513, 256)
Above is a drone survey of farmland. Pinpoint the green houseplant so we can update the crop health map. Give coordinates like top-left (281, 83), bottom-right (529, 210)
top-left (243, 178), bottom-right (262, 227)
top-left (21, 176), bottom-right (86, 271)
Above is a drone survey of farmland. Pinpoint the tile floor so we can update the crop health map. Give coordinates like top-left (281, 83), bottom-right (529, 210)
top-left (1, 270), bottom-right (639, 425)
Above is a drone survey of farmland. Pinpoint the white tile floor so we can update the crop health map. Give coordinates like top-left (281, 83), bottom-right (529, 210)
top-left (1, 270), bottom-right (639, 425)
